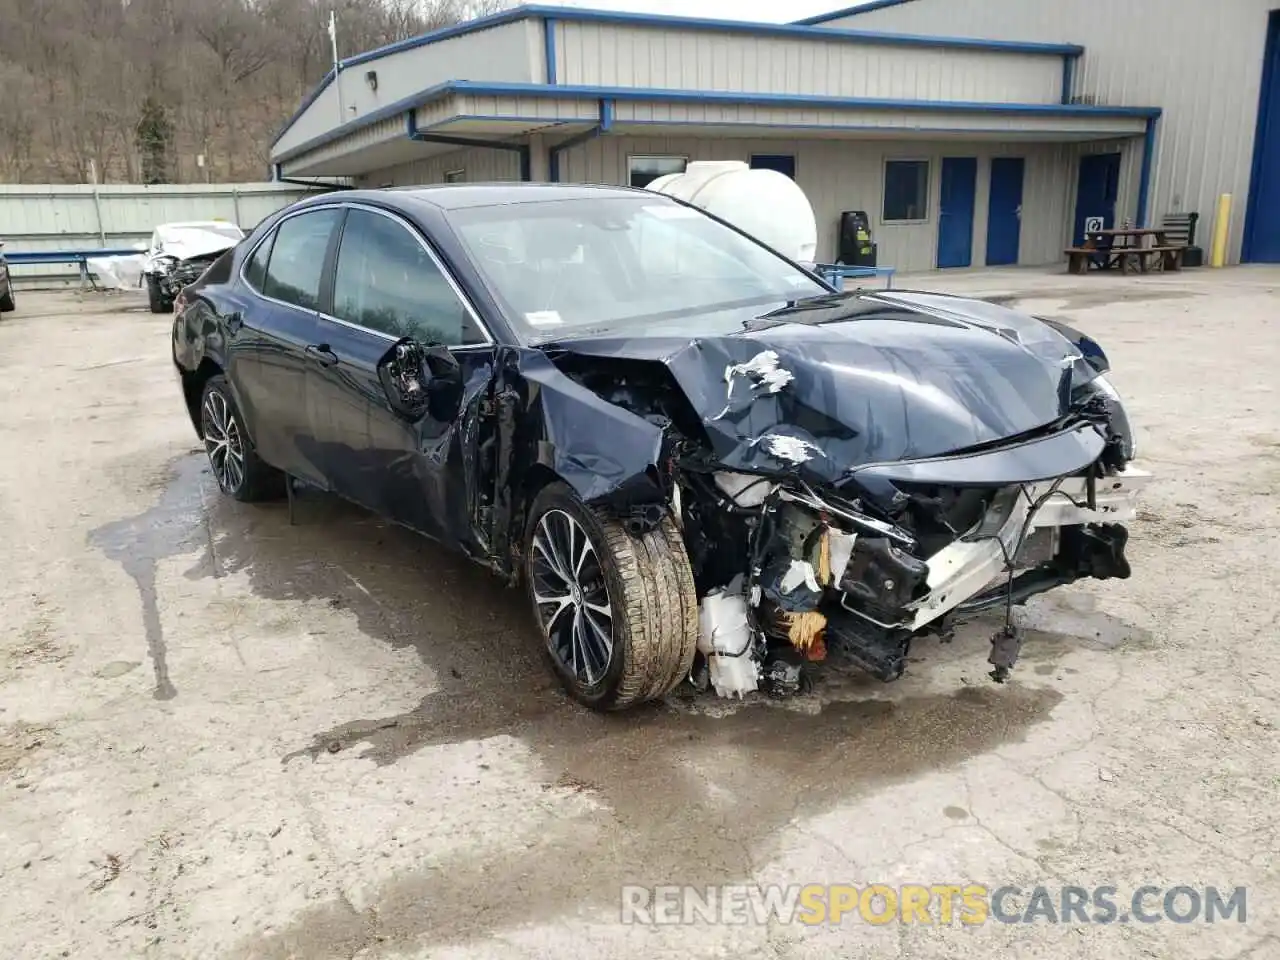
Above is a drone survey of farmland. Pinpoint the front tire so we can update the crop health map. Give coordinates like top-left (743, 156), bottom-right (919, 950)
top-left (0, 282), bottom-right (14, 312)
top-left (147, 276), bottom-right (172, 314)
top-left (524, 483), bottom-right (698, 711)
top-left (200, 376), bottom-right (282, 502)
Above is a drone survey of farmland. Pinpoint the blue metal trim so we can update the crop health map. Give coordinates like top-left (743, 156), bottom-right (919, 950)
top-left (544, 17), bottom-right (557, 84)
top-left (1135, 115), bottom-right (1158, 227)
top-left (600, 99), bottom-right (615, 131)
top-left (1061, 54), bottom-right (1077, 104)
top-left (447, 115), bottom-right (581, 127)
top-left (274, 79), bottom-right (1160, 165)
top-left (794, 0), bottom-right (919, 25)
top-left (445, 80), bottom-right (1158, 116)
top-left (615, 118), bottom-right (1148, 136)
top-left (340, 6), bottom-right (1083, 62)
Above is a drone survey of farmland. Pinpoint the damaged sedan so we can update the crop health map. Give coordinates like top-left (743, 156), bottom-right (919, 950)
top-left (172, 184), bottom-right (1149, 710)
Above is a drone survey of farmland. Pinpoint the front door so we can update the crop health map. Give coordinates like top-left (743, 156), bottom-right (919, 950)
top-left (986, 157), bottom-right (1025, 266)
top-left (236, 207), bottom-right (344, 486)
top-left (1073, 152), bottom-right (1122, 245)
top-left (937, 157), bottom-right (978, 268)
top-left (308, 205), bottom-right (493, 544)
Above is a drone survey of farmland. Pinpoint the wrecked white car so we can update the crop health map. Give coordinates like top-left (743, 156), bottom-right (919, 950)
top-left (87, 221), bottom-right (246, 309)
top-left (142, 221), bottom-right (244, 313)
top-left (173, 186), bottom-right (1149, 711)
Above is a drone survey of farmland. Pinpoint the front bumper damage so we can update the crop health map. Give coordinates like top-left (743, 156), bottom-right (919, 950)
top-left (695, 461), bottom-right (1151, 697)
top-left (905, 466), bottom-right (1151, 632)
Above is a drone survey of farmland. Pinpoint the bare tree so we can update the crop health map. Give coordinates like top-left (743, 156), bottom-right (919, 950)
top-left (0, 0), bottom-right (509, 183)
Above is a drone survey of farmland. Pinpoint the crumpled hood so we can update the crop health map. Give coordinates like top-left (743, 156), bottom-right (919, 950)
top-left (545, 291), bottom-right (1097, 483)
top-left (147, 222), bottom-right (244, 264)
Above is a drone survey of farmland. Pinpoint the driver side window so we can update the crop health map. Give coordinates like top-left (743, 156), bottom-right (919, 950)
top-left (332, 209), bottom-right (486, 346)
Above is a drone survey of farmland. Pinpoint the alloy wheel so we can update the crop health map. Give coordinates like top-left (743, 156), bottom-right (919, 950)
top-left (530, 509), bottom-right (614, 685)
top-left (202, 389), bottom-right (246, 494)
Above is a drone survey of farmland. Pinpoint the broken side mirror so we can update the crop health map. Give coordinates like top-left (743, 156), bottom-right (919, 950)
top-left (377, 338), bottom-right (463, 422)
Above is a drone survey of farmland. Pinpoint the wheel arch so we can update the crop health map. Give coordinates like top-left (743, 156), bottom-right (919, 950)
top-left (181, 358), bottom-right (224, 438)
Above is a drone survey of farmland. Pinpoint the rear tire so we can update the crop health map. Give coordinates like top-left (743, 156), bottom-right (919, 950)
top-left (0, 282), bottom-right (14, 313)
top-left (147, 276), bottom-right (171, 314)
top-left (199, 375), bottom-right (283, 502)
top-left (524, 482), bottom-right (698, 711)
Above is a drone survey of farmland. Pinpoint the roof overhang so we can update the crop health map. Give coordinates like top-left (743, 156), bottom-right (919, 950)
top-left (275, 80), bottom-right (1159, 178)
top-left (270, 3), bottom-right (1088, 158)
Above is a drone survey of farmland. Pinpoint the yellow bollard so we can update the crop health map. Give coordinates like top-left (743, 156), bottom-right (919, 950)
top-left (1210, 193), bottom-right (1232, 267)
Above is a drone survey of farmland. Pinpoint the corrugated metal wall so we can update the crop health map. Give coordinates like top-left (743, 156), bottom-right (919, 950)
top-left (2, 183), bottom-right (308, 283)
top-left (812, 0), bottom-right (1276, 263)
top-left (561, 135), bottom-right (1111, 270)
top-left (554, 21), bottom-right (1062, 104)
top-left (275, 20), bottom-right (539, 157)
top-left (360, 134), bottom-right (1131, 271)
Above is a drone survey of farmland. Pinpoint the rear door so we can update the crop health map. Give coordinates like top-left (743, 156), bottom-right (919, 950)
top-left (308, 205), bottom-right (493, 542)
top-left (233, 207), bottom-right (343, 485)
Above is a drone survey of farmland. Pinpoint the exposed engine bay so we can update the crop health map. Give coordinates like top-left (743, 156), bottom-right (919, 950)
top-left (544, 292), bottom-right (1151, 698)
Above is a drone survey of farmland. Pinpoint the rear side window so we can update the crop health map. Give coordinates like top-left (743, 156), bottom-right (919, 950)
top-left (261, 209), bottom-right (342, 309)
top-left (243, 233), bottom-right (274, 292)
top-left (332, 208), bottom-right (485, 346)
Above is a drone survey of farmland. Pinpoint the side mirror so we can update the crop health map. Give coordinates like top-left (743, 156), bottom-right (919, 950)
top-left (377, 338), bottom-right (463, 422)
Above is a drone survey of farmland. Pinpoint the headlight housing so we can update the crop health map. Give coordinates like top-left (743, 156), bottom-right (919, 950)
top-left (1090, 374), bottom-right (1137, 461)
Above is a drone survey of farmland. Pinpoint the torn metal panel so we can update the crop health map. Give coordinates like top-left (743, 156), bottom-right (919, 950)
top-left (513, 349), bottom-right (666, 506)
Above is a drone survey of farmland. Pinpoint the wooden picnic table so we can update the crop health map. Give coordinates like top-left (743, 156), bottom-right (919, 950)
top-left (1065, 226), bottom-right (1186, 275)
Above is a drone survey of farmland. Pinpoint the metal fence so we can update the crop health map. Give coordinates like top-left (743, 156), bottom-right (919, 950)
top-left (1, 183), bottom-right (312, 287)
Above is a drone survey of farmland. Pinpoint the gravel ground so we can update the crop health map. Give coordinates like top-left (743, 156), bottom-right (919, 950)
top-left (1, 267), bottom-right (1278, 959)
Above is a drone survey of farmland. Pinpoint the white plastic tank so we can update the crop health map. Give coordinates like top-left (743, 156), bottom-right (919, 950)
top-left (645, 160), bottom-right (818, 263)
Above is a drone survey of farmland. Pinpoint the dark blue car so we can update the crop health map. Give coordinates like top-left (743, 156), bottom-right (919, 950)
top-left (172, 184), bottom-right (1145, 710)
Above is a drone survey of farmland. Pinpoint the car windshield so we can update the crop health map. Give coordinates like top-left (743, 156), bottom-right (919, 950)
top-left (447, 196), bottom-right (828, 340)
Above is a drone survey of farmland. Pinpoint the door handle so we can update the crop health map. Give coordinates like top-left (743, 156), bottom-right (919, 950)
top-left (305, 343), bottom-right (339, 367)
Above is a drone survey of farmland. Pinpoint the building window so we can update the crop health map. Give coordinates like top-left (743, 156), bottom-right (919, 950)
top-left (629, 155), bottom-right (687, 189)
top-left (444, 169), bottom-right (466, 183)
top-left (883, 159), bottom-right (930, 222)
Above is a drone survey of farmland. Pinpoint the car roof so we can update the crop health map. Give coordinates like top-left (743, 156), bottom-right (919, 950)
top-left (297, 182), bottom-right (660, 213)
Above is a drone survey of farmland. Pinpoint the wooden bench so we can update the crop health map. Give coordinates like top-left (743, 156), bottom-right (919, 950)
top-left (1065, 246), bottom-right (1101, 274)
top-left (1065, 228), bottom-right (1187, 275)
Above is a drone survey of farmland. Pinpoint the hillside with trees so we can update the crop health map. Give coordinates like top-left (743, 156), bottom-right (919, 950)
top-left (0, 0), bottom-right (504, 184)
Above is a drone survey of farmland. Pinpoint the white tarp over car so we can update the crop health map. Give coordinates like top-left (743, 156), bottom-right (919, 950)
top-left (86, 220), bottom-right (244, 292)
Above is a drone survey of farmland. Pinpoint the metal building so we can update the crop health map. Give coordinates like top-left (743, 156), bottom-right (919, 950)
top-left (268, 3), bottom-right (1236, 270)
top-left (799, 0), bottom-right (1280, 265)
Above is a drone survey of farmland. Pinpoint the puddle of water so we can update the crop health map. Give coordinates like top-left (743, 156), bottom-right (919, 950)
top-left (88, 455), bottom-right (216, 700)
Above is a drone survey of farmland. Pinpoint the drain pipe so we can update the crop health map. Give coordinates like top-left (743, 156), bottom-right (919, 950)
top-left (548, 99), bottom-right (614, 183)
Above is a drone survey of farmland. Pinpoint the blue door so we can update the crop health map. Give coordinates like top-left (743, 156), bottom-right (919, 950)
top-left (750, 154), bottom-right (796, 179)
top-left (986, 157), bottom-right (1025, 266)
top-left (1073, 153), bottom-right (1122, 245)
top-left (1244, 10), bottom-right (1280, 262)
top-left (937, 157), bottom-right (977, 268)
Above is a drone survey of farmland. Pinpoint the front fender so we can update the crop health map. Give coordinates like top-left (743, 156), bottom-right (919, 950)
top-left (512, 350), bottom-right (665, 506)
